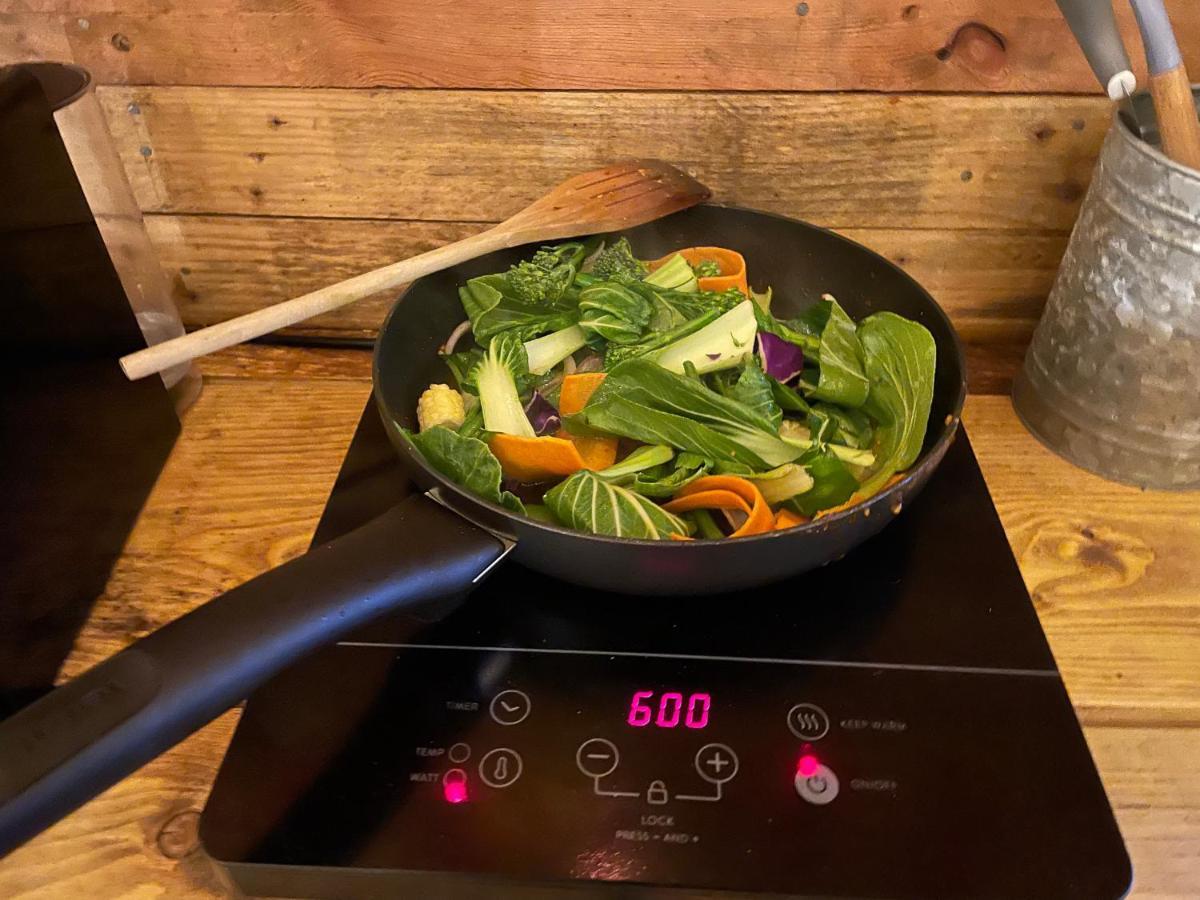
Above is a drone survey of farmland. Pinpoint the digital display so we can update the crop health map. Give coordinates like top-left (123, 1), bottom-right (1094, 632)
top-left (626, 690), bottom-right (711, 729)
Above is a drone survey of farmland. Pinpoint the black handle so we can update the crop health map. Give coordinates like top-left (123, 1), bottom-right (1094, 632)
top-left (0, 493), bottom-right (505, 857)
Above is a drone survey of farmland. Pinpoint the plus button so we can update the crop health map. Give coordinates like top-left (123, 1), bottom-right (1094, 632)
top-left (706, 752), bottom-right (730, 774)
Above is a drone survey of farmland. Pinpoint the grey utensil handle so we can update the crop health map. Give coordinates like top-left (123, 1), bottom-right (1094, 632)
top-left (1056, 0), bottom-right (1136, 97)
top-left (1129, 0), bottom-right (1183, 74)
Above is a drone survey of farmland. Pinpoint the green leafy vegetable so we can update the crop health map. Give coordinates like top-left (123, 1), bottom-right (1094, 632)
top-left (770, 376), bottom-right (812, 414)
top-left (754, 306), bottom-right (821, 355)
top-left (692, 258), bottom-right (722, 278)
top-left (646, 286), bottom-right (745, 330)
top-left (604, 308), bottom-right (722, 370)
top-left (744, 463), bottom-right (815, 504)
top-left (524, 324), bottom-right (589, 375)
top-left (689, 509), bottom-right (726, 540)
top-left (808, 402), bottom-right (875, 450)
top-left (626, 452), bottom-right (711, 498)
top-left (578, 282), bottom-right (654, 344)
top-left (588, 237), bottom-right (647, 282)
top-left (459, 274), bottom-right (577, 343)
top-left (406, 425), bottom-right (524, 514)
top-left (597, 445), bottom-right (675, 479)
top-left (644, 253), bottom-right (698, 292)
top-left (749, 285), bottom-right (773, 312)
top-left (652, 300), bottom-right (758, 375)
top-left (474, 333), bottom-right (534, 437)
top-left (713, 359), bottom-right (782, 432)
top-left (807, 296), bottom-right (870, 408)
top-left (577, 358), bottom-right (805, 468)
top-left (457, 405), bottom-right (484, 440)
top-left (856, 311), bottom-right (937, 496)
top-left (505, 242), bottom-right (585, 304)
top-left (544, 469), bottom-right (689, 540)
top-left (442, 348), bottom-right (483, 394)
top-left (786, 447), bottom-right (858, 516)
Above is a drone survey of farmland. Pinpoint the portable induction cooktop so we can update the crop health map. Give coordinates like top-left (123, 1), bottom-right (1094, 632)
top-left (200, 398), bottom-right (1132, 899)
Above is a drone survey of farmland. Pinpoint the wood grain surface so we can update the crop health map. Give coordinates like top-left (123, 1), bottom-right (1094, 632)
top-left (0, 348), bottom-right (1195, 897)
top-left (142, 214), bottom-right (1061, 393)
top-left (145, 214), bottom-right (1064, 339)
top-left (8, 1), bottom-right (1200, 92)
top-left (97, 87), bottom-right (1110, 231)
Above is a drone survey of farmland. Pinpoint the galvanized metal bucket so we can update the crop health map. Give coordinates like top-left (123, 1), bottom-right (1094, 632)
top-left (1013, 89), bottom-right (1200, 489)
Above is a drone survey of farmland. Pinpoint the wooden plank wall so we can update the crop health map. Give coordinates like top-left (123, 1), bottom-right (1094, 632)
top-left (5, 0), bottom-right (1199, 393)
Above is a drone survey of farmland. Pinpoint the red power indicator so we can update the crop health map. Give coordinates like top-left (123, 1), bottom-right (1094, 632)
top-left (796, 754), bottom-right (820, 778)
top-left (443, 769), bottom-right (469, 804)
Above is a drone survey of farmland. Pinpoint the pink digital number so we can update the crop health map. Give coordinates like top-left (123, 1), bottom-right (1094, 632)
top-left (627, 690), bottom-right (654, 727)
top-left (685, 693), bottom-right (711, 729)
top-left (655, 692), bottom-right (683, 727)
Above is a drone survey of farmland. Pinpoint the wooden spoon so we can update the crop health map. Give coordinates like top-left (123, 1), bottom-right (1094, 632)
top-left (119, 160), bottom-right (710, 381)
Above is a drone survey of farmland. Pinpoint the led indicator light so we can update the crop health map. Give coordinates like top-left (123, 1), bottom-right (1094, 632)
top-left (797, 754), bottom-right (820, 778)
top-left (442, 768), bottom-right (469, 804)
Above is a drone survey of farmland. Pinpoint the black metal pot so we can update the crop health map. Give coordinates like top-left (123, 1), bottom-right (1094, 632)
top-left (0, 204), bottom-right (966, 856)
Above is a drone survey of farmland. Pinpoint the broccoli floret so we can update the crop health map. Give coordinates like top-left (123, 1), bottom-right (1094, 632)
top-left (692, 258), bottom-right (722, 278)
top-left (589, 237), bottom-right (648, 282)
top-left (505, 242), bottom-right (585, 304)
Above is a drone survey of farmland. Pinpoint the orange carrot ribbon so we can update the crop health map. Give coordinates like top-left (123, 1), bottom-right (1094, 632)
top-left (649, 246), bottom-right (749, 296)
top-left (662, 475), bottom-right (774, 538)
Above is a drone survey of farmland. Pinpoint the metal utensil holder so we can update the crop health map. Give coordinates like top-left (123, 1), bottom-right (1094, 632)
top-left (1013, 88), bottom-right (1200, 489)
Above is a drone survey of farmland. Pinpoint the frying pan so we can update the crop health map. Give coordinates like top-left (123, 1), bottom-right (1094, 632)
top-left (0, 204), bottom-right (966, 857)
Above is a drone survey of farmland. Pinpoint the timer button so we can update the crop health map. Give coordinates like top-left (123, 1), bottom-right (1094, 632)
top-left (489, 689), bottom-right (531, 726)
top-left (787, 703), bottom-right (830, 741)
top-left (794, 763), bottom-right (839, 805)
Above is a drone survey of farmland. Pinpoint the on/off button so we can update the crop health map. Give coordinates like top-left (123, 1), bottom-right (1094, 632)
top-left (794, 764), bottom-right (839, 805)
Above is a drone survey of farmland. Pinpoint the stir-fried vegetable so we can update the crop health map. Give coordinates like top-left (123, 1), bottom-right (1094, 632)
top-left (409, 237), bottom-right (937, 541)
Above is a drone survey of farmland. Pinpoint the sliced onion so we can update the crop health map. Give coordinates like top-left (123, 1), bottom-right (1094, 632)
top-left (563, 354), bottom-right (577, 375)
top-left (574, 352), bottom-right (604, 373)
top-left (442, 319), bottom-right (472, 355)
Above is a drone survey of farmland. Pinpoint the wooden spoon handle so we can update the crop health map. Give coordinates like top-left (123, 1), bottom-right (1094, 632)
top-left (119, 226), bottom-right (509, 381)
top-left (1149, 64), bottom-right (1200, 170)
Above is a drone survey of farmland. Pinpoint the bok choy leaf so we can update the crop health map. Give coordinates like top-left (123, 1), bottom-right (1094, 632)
top-left (405, 425), bottom-right (525, 514)
top-left (544, 469), bottom-right (690, 540)
top-left (575, 358), bottom-right (805, 469)
top-left (459, 274), bottom-right (577, 343)
top-left (856, 311), bottom-right (936, 496)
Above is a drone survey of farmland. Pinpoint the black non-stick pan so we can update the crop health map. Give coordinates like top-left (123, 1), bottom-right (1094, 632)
top-left (0, 204), bottom-right (966, 856)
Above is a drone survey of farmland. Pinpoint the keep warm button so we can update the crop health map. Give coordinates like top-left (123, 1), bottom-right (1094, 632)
top-left (794, 763), bottom-right (839, 805)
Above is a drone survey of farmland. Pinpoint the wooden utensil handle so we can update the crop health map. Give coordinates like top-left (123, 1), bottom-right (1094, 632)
top-left (119, 226), bottom-right (509, 380)
top-left (1149, 65), bottom-right (1200, 170)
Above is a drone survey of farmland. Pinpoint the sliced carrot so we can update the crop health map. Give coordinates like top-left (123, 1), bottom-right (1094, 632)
top-left (669, 533), bottom-right (695, 542)
top-left (488, 434), bottom-right (585, 482)
top-left (554, 428), bottom-right (618, 470)
top-left (663, 475), bottom-right (774, 538)
top-left (663, 489), bottom-right (752, 515)
top-left (649, 246), bottom-right (749, 296)
top-left (556, 373), bottom-right (618, 468)
top-left (558, 373), bottom-right (608, 416)
top-left (773, 508), bottom-right (810, 531)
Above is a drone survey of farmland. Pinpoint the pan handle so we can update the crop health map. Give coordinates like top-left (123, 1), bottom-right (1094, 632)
top-left (0, 492), bottom-right (507, 858)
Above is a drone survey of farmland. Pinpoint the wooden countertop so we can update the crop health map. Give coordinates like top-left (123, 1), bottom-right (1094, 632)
top-left (1, 345), bottom-right (1197, 898)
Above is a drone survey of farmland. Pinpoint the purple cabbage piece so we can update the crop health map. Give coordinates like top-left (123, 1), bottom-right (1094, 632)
top-left (757, 331), bottom-right (804, 384)
top-left (524, 391), bottom-right (561, 436)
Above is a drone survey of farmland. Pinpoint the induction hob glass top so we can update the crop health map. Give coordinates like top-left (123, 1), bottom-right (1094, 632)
top-left (200, 399), bottom-right (1131, 900)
